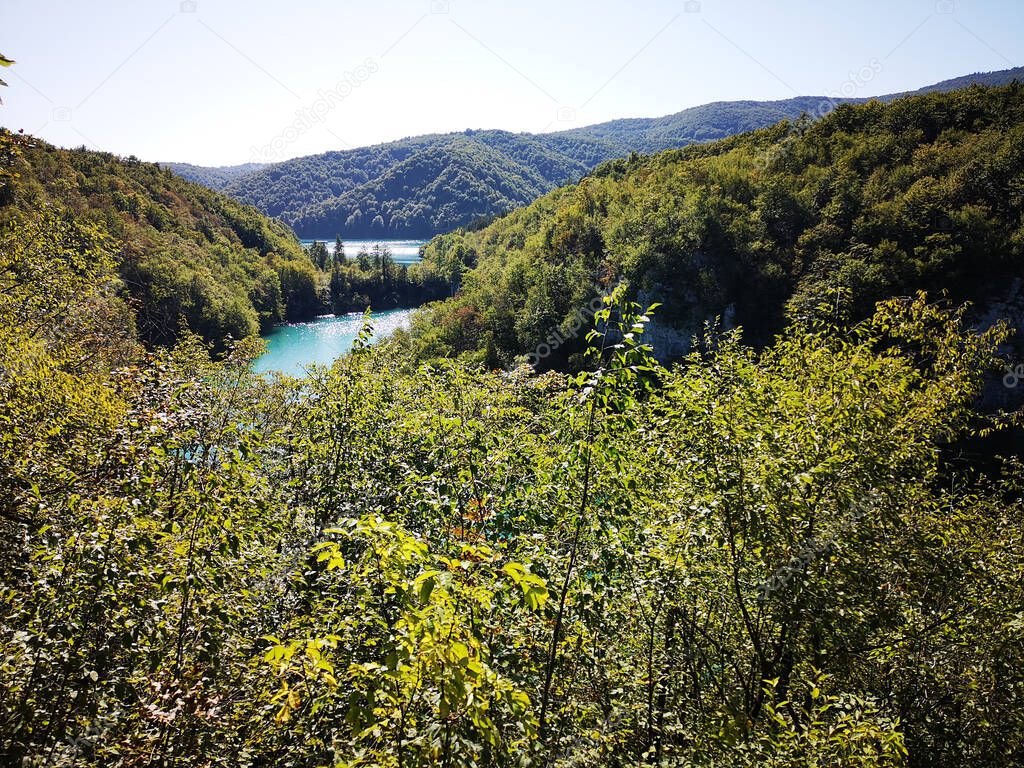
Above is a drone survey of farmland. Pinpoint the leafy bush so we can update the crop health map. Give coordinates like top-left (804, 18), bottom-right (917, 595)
top-left (2, 237), bottom-right (1022, 765)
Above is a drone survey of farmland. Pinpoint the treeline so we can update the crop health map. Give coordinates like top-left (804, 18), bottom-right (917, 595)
top-left (553, 65), bottom-right (1024, 155)
top-left (159, 160), bottom-right (268, 191)
top-left (305, 237), bottom-right (448, 314)
top-left (0, 131), bottom-right (321, 349)
top-left (406, 83), bottom-right (1024, 369)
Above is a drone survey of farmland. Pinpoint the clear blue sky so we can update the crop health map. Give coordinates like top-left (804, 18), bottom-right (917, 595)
top-left (2, 0), bottom-right (1021, 165)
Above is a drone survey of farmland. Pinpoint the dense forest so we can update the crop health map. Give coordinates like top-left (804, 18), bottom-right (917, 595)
top-left (2, 202), bottom-right (1023, 765)
top-left (407, 83), bottom-right (1024, 371)
top-left (168, 67), bottom-right (1024, 239)
top-left (0, 131), bottom-right (321, 348)
top-left (0, 135), bottom-right (449, 352)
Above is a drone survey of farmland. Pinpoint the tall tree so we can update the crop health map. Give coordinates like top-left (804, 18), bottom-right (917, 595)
top-left (308, 240), bottom-right (329, 271)
top-left (333, 235), bottom-right (346, 267)
top-left (379, 244), bottom-right (394, 293)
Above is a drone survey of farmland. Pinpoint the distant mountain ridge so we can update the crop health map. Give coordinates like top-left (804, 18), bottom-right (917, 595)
top-left (249, 130), bottom-right (623, 238)
top-left (160, 161), bottom-right (269, 191)
top-left (164, 66), bottom-right (1024, 238)
top-left (550, 66), bottom-right (1024, 155)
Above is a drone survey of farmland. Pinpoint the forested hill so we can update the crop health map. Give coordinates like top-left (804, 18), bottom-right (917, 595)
top-left (224, 129), bottom-right (623, 238)
top-left (168, 66), bottom-right (1024, 239)
top-left (406, 82), bottom-right (1024, 369)
top-left (1, 133), bottom-right (320, 348)
top-left (285, 131), bottom-right (627, 238)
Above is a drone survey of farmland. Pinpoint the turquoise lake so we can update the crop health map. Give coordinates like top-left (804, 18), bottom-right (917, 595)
top-left (253, 240), bottom-right (427, 376)
top-left (252, 308), bottom-right (416, 377)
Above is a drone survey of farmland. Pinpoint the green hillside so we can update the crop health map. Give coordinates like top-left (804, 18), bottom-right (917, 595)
top-left (557, 66), bottom-right (1024, 155)
top-left (553, 96), bottom-right (841, 155)
top-left (223, 130), bottom-right (621, 238)
top-left (1, 132), bottom-right (319, 348)
top-left (288, 132), bottom-right (611, 237)
top-left (4, 208), bottom-right (1023, 765)
top-left (407, 83), bottom-right (1024, 368)
top-left (160, 161), bottom-right (269, 191)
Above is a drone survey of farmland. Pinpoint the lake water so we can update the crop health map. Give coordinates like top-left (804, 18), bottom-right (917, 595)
top-left (299, 238), bottom-right (426, 265)
top-left (252, 308), bottom-right (415, 377)
top-left (254, 239), bottom-right (427, 376)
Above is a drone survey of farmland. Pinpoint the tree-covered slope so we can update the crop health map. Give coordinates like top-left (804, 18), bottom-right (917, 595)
top-left (407, 82), bottom-right (1024, 368)
top-left (4, 236), bottom-right (1024, 766)
top-left (288, 132), bottom-right (613, 237)
top-left (1, 132), bottom-right (320, 348)
top-left (225, 129), bottom-right (621, 237)
top-left (177, 66), bottom-right (1024, 239)
top-left (555, 96), bottom-right (840, 155)
top-left (223, 134), bottom-right (446, 221)
top-left (896, 65), bottom-right (1024, 94)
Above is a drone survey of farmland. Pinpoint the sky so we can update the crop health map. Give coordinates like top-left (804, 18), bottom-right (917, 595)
top-left (1, 0), bottom-right (1022, 166)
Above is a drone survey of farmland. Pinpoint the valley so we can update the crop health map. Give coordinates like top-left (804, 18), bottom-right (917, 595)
top-left (2, 17), bottom-right (1024, 765)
